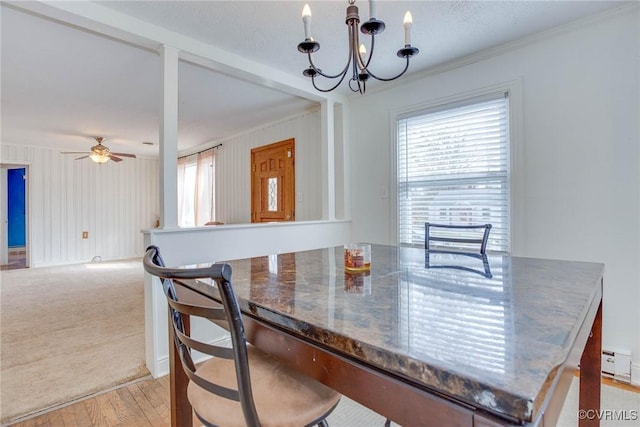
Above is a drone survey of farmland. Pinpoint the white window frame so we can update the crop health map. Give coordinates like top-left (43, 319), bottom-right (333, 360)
top-left (391, 82), bottom-right (522, 253)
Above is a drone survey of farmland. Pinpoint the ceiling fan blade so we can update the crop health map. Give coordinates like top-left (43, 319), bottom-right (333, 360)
top-left (75, 155), bottom-right (90, 160)
top-left (109, 154), bottom-right (123, 162)
top-left (110, 152), bottom-right (136, 158)
top-left (61, 151), bottom-right (90, 154)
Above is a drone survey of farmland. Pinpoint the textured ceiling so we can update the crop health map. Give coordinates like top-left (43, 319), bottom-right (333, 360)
top-left (96, 0), bottom-right (625, 88)
top-left (1, 1), bottom-right (631, 157)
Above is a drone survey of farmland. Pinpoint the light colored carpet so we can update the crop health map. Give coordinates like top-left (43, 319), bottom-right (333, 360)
top-left (0, 259), bottom-right (149, 424)
top-left (328, 378), bottom-right (639, 427)
top-left (556, 379), bottom-right (640, 427)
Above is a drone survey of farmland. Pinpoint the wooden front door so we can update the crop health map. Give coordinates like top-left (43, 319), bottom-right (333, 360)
top-left (251, 139), bottom-right (295, 223)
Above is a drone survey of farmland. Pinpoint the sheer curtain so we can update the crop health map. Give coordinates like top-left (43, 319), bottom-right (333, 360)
top-left (177, 155), bottom-right (191, 227)
top-left (177, 148), bottom-right (215, 227)
top-left (195, 149), bottom-right (215, 225)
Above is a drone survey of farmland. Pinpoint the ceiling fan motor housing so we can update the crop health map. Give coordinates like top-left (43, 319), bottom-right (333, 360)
top-left (91, 143), bottom-right (110, 155)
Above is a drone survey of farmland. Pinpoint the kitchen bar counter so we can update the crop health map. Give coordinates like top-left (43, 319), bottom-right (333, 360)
top-left (180, 244), bottom-right (603, 426)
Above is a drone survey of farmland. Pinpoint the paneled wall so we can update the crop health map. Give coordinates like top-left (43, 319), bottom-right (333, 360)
top-left (1, 144), bottom-right (159, 266)
top-left (211, 109), bottom-right (322, 224)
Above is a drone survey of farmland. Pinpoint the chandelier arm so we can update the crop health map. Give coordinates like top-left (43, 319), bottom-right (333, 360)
top-left (351, 21), bottom-right (366, 71)
top-left (306, 19), bottom-right (356, 85)
top-left (348, 78), bottom-right (361, 93)
top-left (350, 77), bottom-right (367, 94)
top-left (365, 56), bottom-right (411, 82)
top-left (311, 70), bottom-right (352, 92)
top-left (307, 53), bottom-right (352, 79)
top-left (351, 37), bottom-right (359, 82)
top-left (348, 21), bottom-right (360, 86)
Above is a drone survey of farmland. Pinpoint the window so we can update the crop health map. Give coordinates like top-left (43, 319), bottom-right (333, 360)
top-left (397, 93), bottom-right (510, 252)
top-left (178, 149), bottom-right (215, 227)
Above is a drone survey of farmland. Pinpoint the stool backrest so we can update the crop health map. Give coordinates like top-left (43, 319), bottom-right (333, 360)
top-left (143, 246), bottom-right (260, 426)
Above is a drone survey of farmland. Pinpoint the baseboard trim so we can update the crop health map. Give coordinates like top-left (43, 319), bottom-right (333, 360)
top-left (153, 356), bottom-right (169, 379)
top-left (573, 369), bottom-right (640, 393)
top-left (631, 363), bottom-right (640, 387)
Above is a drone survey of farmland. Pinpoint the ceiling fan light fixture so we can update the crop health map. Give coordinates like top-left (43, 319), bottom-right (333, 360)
top-left (89, 152), bottom-right (110, 163)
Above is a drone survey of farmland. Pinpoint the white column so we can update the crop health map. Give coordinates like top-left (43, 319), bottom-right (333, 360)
top-left (321, 100), bottom-right (336, 220)
top-left (159, 45), bottom-right (179, 229)
top-left (338, 103), bottom-right (351, 220)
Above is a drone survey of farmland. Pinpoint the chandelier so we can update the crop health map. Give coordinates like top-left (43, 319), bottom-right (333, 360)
top-left (297, 0), bottom-right (419, 94)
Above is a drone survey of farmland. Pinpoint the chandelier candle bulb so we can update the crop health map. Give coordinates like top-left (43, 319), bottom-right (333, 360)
top-left (403, 11), bottom-right (413, 46)
top-left (302, 4), bottom-right (312, 39)
top-left (369, 0), bottom-right (376, 19)
top-left (359, 44), bottom-right (367, 56)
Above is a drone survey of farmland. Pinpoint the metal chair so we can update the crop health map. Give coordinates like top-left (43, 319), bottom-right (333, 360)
top-left (425, 222), bottom-right (492, 255)
top-left (143, 246), bottom-right (340, 427)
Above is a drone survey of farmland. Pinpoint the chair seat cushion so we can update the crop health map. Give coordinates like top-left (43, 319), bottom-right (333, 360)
top-left (188, 345), bottom-right (341, 427)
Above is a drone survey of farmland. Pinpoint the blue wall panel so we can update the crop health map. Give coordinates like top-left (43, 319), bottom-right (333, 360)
top-left (8, 168), bottom-right (26, 247)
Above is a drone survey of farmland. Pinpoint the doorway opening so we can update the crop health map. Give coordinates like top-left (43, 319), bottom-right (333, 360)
top-left (1, 164), bottom-right (29, 270)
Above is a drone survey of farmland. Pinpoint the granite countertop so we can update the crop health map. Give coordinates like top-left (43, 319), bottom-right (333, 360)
top-left (191, 244), bottom-right (604, 423)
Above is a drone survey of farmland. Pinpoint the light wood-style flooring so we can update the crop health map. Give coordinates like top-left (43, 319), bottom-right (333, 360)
top-left (7, 375), bottom-right (179, 427)
top-left (0, 248), bottom-right (27, 271)
top-left (7, 372), bottom-right (639, 427)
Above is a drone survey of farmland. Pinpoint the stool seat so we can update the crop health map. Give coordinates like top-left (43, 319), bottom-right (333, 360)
top-left (189, 345), bottom-right (340, 427)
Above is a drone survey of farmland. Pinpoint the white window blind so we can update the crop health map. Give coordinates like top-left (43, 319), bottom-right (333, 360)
top-left (397, 93), bottom-right (510, 252)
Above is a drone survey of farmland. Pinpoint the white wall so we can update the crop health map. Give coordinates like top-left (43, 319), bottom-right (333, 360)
top-left (1, 144), bottom-right (159, 266)
top-left (347, 8), bottom-right (640, 372)
top-left (209, 109), bottom-right (322, 224)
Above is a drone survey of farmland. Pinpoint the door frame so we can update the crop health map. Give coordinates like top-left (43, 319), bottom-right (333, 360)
top-left (250, 139), bottom-right (295, 223)
top-left (1, 162), bottom-right (31, 268)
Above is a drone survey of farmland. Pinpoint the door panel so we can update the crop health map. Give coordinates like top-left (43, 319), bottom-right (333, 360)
top-left (251, 139), bottom-right (295, 223)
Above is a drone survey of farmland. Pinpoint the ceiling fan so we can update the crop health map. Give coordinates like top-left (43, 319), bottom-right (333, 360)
top-left (61, 137), bottom-right (137, 163)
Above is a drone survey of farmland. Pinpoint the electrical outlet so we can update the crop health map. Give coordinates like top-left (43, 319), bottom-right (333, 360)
top-left (82, 231), bottom-right (88, 239)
